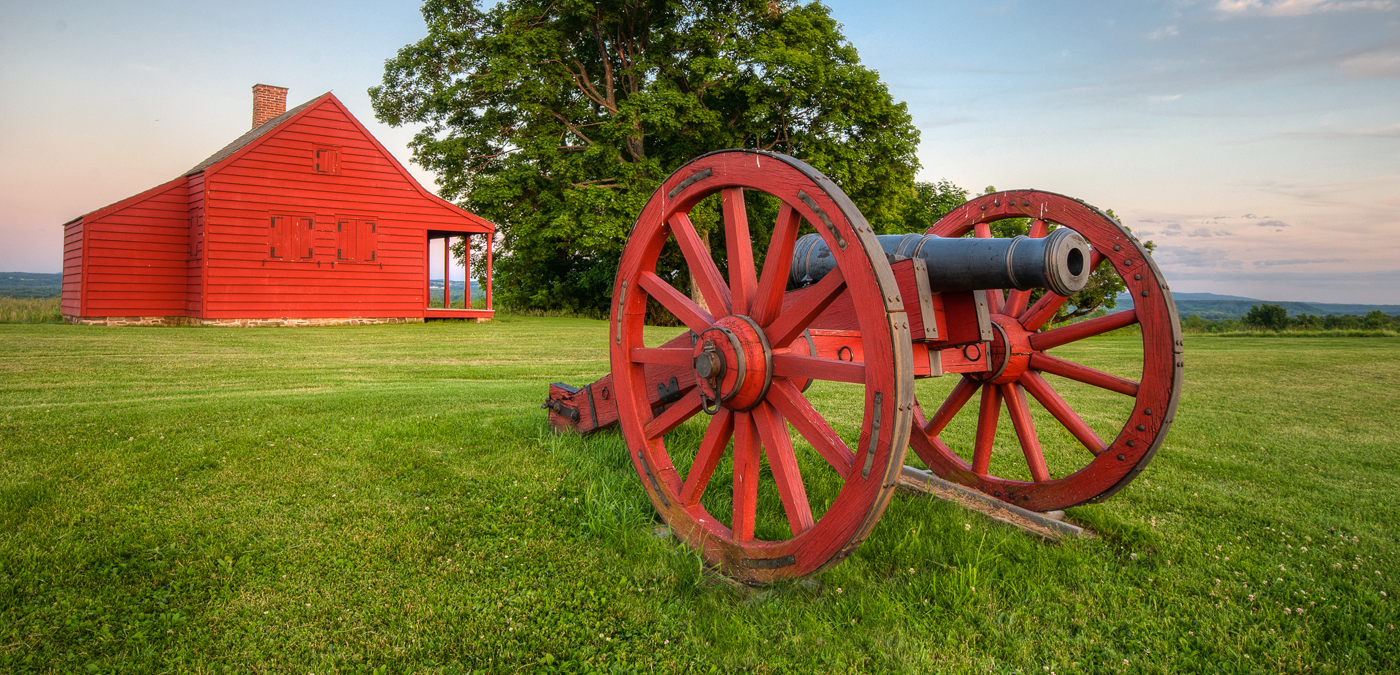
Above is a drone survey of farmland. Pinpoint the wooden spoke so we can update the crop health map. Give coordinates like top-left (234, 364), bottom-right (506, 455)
top-left (1029, 352), bottom-right (1139, 397)
top-left (680, 408), bottom-right (735, 506)
top-left (751, 204), bottom-right (803, 326)
top-left (1021, 370), bottom-right (1106, 456)
top-left (772, 353), bottom-right (866, 385)
top-left (986, 289), bottom-right (1005, 315)
top-left (629, 347), bottom-right (694, 367)
top-left (1019, 250), bottom-right (1104, 331)
top-left (765, 267), bottom-right (846, 348)
top-left (731, 411), bottom-right (761, 542)
top-left (669, 213), bottom-right (731, 318)
top-left (723, 187), bottom-right (757, 316)
top-left (638, 271), bottom-right (715, 334)
top-left (753, 403), bottom-right (815, 535)
top-left (1003, 289), bottom-right (1032, 319)
top-left (1003, 383), bottom-right (1050, 483)
top-left (766, 378), bottom-right (855, 478)
top-left (924, 376), bottom-right (981, 437)
top-left (1030, 309), bottom-right (1138, 351)
top-left (971, 384), bottom-right (1002, 475)
top-left (1028, 219), bottom-right (1049, 238)
top-left (643, 389), bottom-right (703, 439)
top-left (1020, 292), bottom-right (1070, 332)
top-left (973, 222), bottom-right (993, 239)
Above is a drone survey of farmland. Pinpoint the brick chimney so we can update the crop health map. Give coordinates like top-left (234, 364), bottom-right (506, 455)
top-left (251, 84), bottom-right (288, 128)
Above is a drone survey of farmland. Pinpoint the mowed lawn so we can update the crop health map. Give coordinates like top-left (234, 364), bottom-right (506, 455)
top-left (1, 319), bottom-right (1396, 673)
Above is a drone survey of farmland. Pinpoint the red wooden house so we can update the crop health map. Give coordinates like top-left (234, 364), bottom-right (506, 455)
top-left (62, 84), bottom-right (493, 326)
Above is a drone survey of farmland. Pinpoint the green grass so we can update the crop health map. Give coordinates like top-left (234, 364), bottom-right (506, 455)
top-left (1, 321), bottom-right (1396, 673)
top-left (0, 297), bottom-right (62, 324)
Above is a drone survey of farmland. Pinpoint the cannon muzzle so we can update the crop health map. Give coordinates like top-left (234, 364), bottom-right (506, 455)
top-left (790, 228), bottom-right (1091, 296)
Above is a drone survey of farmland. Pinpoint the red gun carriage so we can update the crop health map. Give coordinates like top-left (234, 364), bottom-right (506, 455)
top-left (545, 150), bottom-right (1182, 583)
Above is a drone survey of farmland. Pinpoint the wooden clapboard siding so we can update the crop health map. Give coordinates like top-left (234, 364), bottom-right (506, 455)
top-left (62, 218), bottom-right (83, 315)
top-left (187, 171), bottom-right (206, 314)
top-left (199, 95), bottom-right (487, 319)
top-left (62, 91), bottom-right (493, 322)
top-left (79, 178), bottom-right (190, 316)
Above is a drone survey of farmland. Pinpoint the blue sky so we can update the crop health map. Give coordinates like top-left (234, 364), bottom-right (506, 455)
top-left (2, 0), bottom-right (1397, 301)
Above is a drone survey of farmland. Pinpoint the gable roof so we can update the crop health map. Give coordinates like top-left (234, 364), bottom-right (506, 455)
top-left (184, 96), bottom-right (324, 176)
top-left (71, 91), bottom-right (494, 233)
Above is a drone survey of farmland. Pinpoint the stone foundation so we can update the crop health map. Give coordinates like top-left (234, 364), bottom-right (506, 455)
top-left (64, 315), bottom-right (427, 327)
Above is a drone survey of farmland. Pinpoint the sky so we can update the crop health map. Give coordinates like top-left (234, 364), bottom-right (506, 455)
top-left (1, 0), bottom-right (1397, 301)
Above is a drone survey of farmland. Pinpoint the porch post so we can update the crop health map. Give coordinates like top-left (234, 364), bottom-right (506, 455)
top-left (485, 230), bottom-right (494, 311)
top-left (442, 236), bottom-right (451, 308)
top-left (463, 234), bottom-right (472, 309)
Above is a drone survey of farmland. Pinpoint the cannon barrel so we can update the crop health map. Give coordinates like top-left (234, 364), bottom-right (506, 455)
top-left (789, 228), bottom-right (1092, 296)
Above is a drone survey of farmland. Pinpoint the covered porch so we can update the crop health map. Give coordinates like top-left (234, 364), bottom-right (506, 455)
top-left (425, 227), bottom-right (493, 321)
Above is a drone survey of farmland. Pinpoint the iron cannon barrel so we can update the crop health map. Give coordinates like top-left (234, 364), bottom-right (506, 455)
top-left (789, 228), bottom-right (1092, 296)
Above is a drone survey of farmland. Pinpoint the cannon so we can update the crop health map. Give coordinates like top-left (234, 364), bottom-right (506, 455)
top-left (545, 150), bottom-right (1183, 583)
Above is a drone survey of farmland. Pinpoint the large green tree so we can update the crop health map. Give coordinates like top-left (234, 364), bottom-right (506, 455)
top-left (372, 0), bottom-right (920, 315)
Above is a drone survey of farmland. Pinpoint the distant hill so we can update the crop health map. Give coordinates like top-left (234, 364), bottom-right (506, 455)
top-left (428, 279), bottom-right (486, 300)
top-left (1111, 292), bottom-right (1400, 321)
top-left (0, 272), bottom-right (62, 298)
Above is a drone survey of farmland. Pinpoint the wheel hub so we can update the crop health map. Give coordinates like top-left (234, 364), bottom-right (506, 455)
top-left (692, 315), bottom-right (772, 411)
top-left (973, 314), bottom-right (1034, 385)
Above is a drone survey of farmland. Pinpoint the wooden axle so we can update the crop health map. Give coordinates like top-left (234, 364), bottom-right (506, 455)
top-left (546, 281), bottom-right (997, 435)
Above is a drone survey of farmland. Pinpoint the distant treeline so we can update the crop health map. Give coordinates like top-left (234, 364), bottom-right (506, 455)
top-left (0, 272), bottom-right (62, 298)
top-left (1184, 303), bottom-right (1399, 334)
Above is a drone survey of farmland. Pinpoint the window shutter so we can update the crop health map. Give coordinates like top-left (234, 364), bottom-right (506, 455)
top-left (360, 220), bottom-right (378, 263)
top-left (269, 215), bottom-right (286, 258)
top-left (337, 219), bottom-right (352, 261)
top-left (298, 217), bottom-right (315, 259)
top-left (315, 146), bottom-right (341, 174)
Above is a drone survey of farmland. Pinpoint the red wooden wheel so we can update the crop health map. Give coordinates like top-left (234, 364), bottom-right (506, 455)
top-left (611, 150), bottom-right (915, 583)
top-left (908, 190), bottom-right (1183, 512)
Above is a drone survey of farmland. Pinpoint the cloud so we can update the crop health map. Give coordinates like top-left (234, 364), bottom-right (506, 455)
top-left (1147, 94), bottom-right (1183, 102)
top-left (1340, 52), bottom-right (1400, 78)
top-left (1216, 0), bottom-right (1398, 16)
top-left (1253, 258), bottom-right (1351, 266)
top-left (1350, 123), bottom-right (1400, 136)
top-left (1188, 228), bottom-right (1215, 237)
top-left (1257, 220), bottom-right (1290, 228)
top-left (1147, 25), bottom-right (1180, 40)
top-left (1153, 246), bottom-right (1245, 269)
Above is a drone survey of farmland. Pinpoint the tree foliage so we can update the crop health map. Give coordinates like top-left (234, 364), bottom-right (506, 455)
top-left (1243, 303), bottom-right (1290, 331)
top-left (371, 0), bottom-right (920, 315)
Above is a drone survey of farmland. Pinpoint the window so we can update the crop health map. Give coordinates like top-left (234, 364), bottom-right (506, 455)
top-left (270, 213), bottom-right (316, 261)
top-left (336, 218), bottom-right (378, 263)
top-left (314, 145), bottom-right (341, 174)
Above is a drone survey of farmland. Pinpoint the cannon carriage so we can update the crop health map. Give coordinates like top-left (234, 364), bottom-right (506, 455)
top-left (545, 150), bottom-right (1183, 583)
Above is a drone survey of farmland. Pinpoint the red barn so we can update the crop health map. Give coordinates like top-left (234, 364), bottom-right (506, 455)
top-left (61, 84), bottom-right (493, 326)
